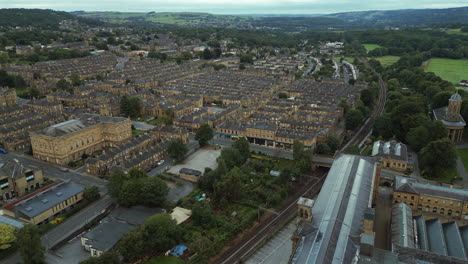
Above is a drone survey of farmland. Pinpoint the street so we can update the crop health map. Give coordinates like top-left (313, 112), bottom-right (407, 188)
top-left (0, 152), bottom-right (107, 191)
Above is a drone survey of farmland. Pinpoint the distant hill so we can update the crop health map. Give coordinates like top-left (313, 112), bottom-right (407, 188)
top-left (324, 6), bottom-right (468, 27)
top-left (73, 11), bottom-right (256, 25)
top-left (0, 9), bottom-right (102, 29)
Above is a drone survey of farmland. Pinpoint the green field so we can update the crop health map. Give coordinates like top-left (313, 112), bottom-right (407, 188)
top-left (446, 28), bottom-right (468, 36)
top-left (424, 58), bottom-right (468, 84)
top-left (375, 56), bottom-right (400, 67)
top-left (144, 256), bottom-right (185, 264)
top-left (457, 148), bottom-right (468, 172)
top-left (333, 56), bottom-right (354, 63)
top-left (363, 44), bottom-right (382, 51)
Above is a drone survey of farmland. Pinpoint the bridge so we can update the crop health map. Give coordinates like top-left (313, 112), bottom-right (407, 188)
top-left (312, 155), bottom-right (335, 170)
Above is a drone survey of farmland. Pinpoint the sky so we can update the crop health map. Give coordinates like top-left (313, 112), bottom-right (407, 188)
top-left (0, 0), bottom-right (467, 14)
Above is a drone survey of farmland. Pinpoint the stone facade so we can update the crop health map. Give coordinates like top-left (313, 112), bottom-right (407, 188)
top-left (0, 162), bottom-right (44, 201)
top-left (0, 89), bottom-right (17, 108)
top-left (30, 114), bottom-right (132, 166)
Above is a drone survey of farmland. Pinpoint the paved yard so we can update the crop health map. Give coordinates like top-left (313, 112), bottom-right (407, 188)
top-left (168, 148), bottom-right (221, 175)
top-left (245, 221), bottom-right (296, 264)
top-left (46, 235), bottom-right (89, 264)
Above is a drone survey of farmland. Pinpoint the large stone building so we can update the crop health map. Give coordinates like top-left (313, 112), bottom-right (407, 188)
top-left (393, 177), bottom-right (468, 221)
top-left (433, 92), bottom-right (466, 143)
top-left (0, 161), bottom-right (44, 201)
top-left (0, 89), bottom-right (17, 108)
top-left (30, 114), bottom-right (132, 166)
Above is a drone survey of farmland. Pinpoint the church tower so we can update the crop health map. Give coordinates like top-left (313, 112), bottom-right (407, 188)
top-left (446, 92), bottom-right (462, 122)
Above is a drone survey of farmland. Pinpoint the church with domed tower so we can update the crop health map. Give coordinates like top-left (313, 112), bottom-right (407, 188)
top-left (432, 92), bottom-right (466, 143)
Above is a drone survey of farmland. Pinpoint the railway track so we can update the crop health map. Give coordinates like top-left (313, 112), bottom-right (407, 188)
top-left (340, 57), bottom-right (387, 151)
top-left (213, 172), bottom-right (327, 264)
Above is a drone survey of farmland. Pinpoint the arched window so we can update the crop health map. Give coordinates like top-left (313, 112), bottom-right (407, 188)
top-left (433, 207), bottom-right (438, 213)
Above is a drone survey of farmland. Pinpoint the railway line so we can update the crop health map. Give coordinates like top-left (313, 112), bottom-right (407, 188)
top-left (213, 171), bottom-right (327, 264)
top-left (340, 56), bottom-right (387, 151)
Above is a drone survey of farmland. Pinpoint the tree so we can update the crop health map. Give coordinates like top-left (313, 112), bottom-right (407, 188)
top-left (128, 167), bottom-right (147, 179)
top-left (0, 224), bottom-right (15, 250)
top-left (429, 121), bottom-right (448, 141)
top-left (167, 138), bottom-right (188, 162)
top-left (108, 170), bottom-right (127, 198)
top-left (203, 48), bottom-right (212, 60)
top-left (373, 114), bottom-right (394, 139)
top-left (29, 88), bottom-right (40, 99)
top-left (118, 180), bottom-right (143, 207)
top-left (83, 185), bottom-right (100, 203)
top-left (56, 79), bottom-right (72, 93)
top-left (360, 89), bottom-right (374, 107)
top-left (293, 140), bottom-right (304, 161)
top-left (0, 52), bottom-right (9, 64)
top-left (128, 97), bottom-right (141, 118)
top-left (232, 137), bottom-right (250, 159)
top-left (406, 126), bottom-right (430, 151)
top-left (220, 147), bottom-right (244, 169)
top-left (419, 139), bottom-right (457, 178)
top-left (70, 73), bottom-right (83, 86)
top-left (316, 143), bottom-right (332, 155)
top-left (117, 228), bottom-right (147, 262)
top-left (16, 225), bottom-right (44, 264)
top-left (278, 92), bottom-right (288, 99)
top-left (325, 136), bottom-right (341, 153)
top-left (214, 167), bottom-right (244, 203)
top-left (80, 252), bottom-right (121, 264)
top-left (191, 202), bottom-right (214, 228)
top-left (120, 95), bottom-right (131, 117)
top-left (195, 124), bottom-right (213, 146)
top-left (432, 91), bottom-right (452, 109)
top-left (141, 213), bottom-right (183, 254)
top-left (140, 177), bottom-right (168, 207)
top-left (345, 110), bottom-right (364, 130)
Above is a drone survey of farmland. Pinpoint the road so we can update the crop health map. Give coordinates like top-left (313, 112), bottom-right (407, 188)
top-left (0, 152), bottom-right (107, 191)
top-left (211, 137), bottom-right (293, 159)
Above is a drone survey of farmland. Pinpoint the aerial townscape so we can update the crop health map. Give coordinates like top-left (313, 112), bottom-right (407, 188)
top-left (0, 2), bottom-right (467, 264)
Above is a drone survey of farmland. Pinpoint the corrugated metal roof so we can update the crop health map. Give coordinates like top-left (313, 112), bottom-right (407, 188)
top-left (291, 154), bottom-right (377, 264)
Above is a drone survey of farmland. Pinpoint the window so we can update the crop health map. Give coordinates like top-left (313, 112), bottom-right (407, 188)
top-left (433, 207), bottom-right (438, 213)
top-left (418, 205), bottom-right (422, 210)
top-left (411, 196), bottom-right (414, 200)
top-left (456, 211), bottom-right (460, 217)
top-left (425, 206), bottom-right (430, 212)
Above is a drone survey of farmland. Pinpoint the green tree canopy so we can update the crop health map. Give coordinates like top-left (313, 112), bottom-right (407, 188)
top-left (0, 224), bottom-right (15, 250)
top-left (16, 225), bottom-right (44, 264)
top-left (419, 138), bottom-right (457, 178)
top-left (167, 138), bottom-right (188, 162)
top-left (195, 124), bottom-right (213, 146)
top-left (345, 109), bottom-right (364, 130)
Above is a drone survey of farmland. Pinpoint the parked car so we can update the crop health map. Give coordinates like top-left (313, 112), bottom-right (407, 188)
top-left (157, 160), bottom-right (165, 166)
top-left (0, 148), bottom-right (7, 154)
top-left (59, 168), bottom-right (69, 172)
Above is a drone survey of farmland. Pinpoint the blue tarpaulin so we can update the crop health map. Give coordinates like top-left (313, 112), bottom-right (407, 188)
top-left (171, 244), bottom-right (188, 257)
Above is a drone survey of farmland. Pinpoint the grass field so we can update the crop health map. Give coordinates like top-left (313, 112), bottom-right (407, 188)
top-left (363, 44), bottom-right (382, 51)
top-left (333, 56), bottom-right (354, 63)
top-left (375, 56), bottom-right (400, 67)
top-left (144, 256), bottom-right (185, 264)
top-left (457, 148), bottom-right (468, 173)
top-left (424, 58), bottom-right (468, 84)
top-left (446, 28), bottom-right (468, 36)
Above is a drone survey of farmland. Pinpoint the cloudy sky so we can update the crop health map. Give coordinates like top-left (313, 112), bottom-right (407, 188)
top-left (1, 0), bottom-right (467, 14)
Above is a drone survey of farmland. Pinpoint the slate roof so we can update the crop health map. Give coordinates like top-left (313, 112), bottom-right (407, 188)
top-left (14, 181), bottom-right (84, 218)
